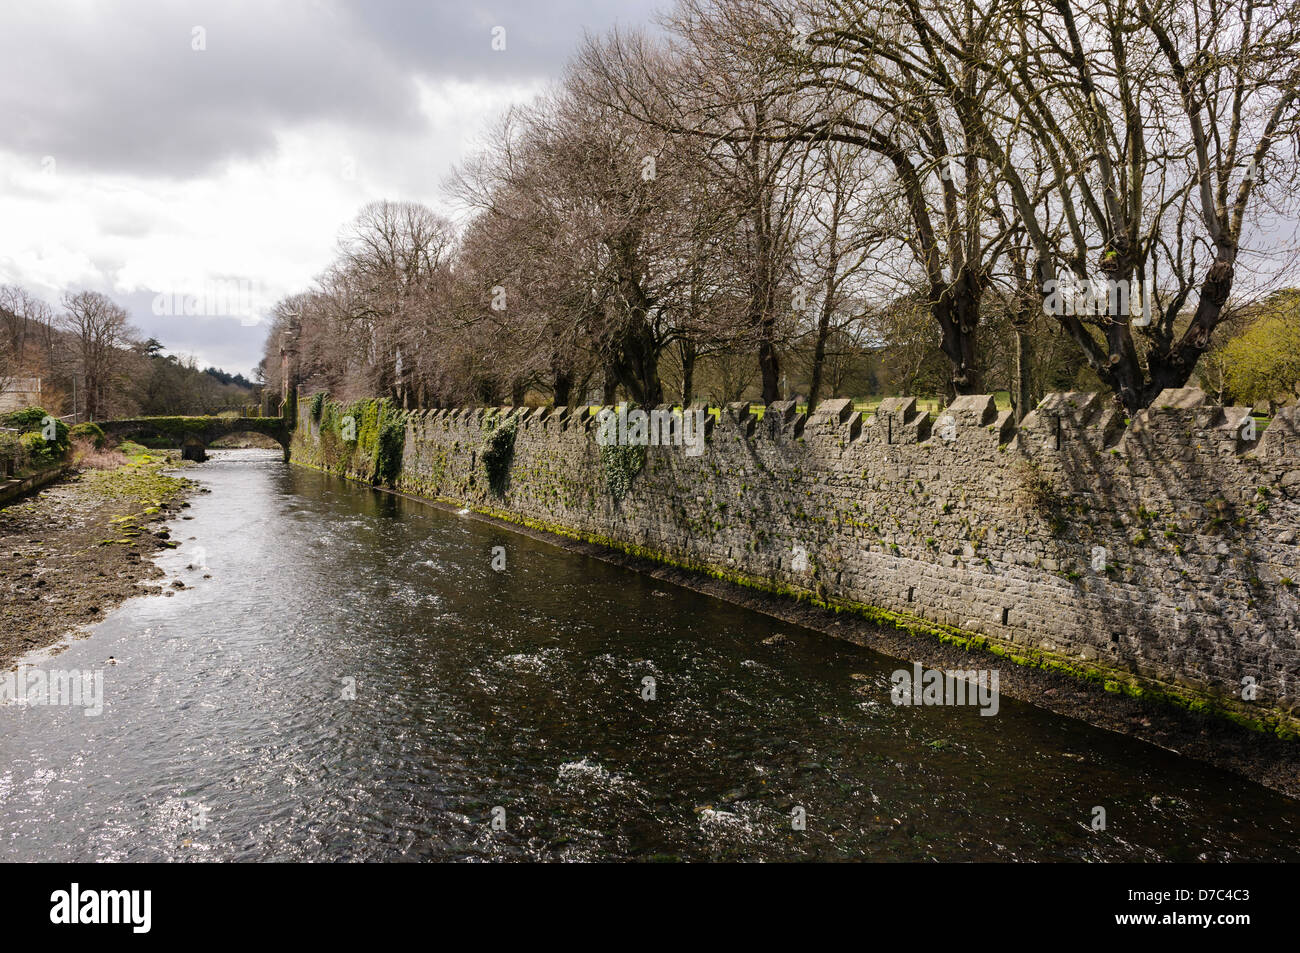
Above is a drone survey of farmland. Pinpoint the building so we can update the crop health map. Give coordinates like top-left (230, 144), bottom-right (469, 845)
top-left (0, 377), bottom-right (41, 414)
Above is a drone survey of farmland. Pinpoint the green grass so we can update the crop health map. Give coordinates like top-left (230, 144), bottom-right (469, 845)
top-left (116, 441), bottom-right (156, 462)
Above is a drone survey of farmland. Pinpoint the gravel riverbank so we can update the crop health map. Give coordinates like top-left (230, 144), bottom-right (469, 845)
top-left (0, 454), bottom-right (196, 669)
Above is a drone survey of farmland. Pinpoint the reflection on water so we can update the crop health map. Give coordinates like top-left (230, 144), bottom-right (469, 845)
top-left (1, 449), bottom-right (1297, 861)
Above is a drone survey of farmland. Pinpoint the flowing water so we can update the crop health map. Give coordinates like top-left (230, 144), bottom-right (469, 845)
top-left (2, 449), bottom-right (1298, 862)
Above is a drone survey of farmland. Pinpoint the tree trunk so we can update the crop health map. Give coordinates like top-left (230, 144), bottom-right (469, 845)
top-left (757, 324), bottom-right (780, 403)
top-left (604, 232), bottom-right (664, 407)
top-left (678, 339), bottom-right (696, 406)
top-left (936, 292), bottom-right (983, 395)
top-left (552, 368), bottom-right (572, 408)
top-left (1144, 257), bottom-right (1235, 402)
top-left (1014, 326), bottom-right (1033, 422)
top-left (807, 298), bottom-right (833, 413)
top-left (601, 366), bottom-right (617, 406)
top-left (932, 265), bottom-right (985, 395)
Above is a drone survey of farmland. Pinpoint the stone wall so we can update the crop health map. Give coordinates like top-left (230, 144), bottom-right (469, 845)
top-left (0, 378), bottom-right (42, 415)
top-left (292, 389), bottom-right (1300, 737)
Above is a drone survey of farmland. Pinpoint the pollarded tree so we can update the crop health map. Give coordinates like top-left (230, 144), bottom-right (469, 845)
top-left (687, 0), bottom-right (1020, 397)
top-left (449, 104), bottom-right (610, 406)
top-left (456, 56), bottom-right (721, 408)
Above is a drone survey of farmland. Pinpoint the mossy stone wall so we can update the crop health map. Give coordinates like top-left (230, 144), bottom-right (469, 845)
top-left (292, 391), bottom-right (1300, 737)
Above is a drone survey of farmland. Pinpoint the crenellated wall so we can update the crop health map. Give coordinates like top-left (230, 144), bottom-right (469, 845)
top-left (293, 388), bottom-right (1300, 737)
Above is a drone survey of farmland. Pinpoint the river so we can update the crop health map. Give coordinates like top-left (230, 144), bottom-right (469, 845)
top-left (2, 449), bottom-right (1298, 861)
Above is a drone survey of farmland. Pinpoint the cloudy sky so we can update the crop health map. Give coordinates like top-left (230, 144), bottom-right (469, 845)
top-left (0, 0), bottom-right (665, 378)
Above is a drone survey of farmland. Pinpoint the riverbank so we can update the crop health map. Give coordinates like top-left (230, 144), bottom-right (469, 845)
top-left (0, 451), bottom-right (196, 669)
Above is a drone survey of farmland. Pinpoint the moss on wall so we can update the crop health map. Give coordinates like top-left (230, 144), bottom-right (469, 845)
top-left (293, 396), bottom-right (406, 487)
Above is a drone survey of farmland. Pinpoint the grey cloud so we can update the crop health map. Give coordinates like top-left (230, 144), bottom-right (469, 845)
top-left (0, 0), bottom-right (670, 375)
top-left (345, 0), bottom-right (666, 78)
top-left (0, 0), bottom-right (665, 179)
top-left (116, 289), bottom-right (271, 378)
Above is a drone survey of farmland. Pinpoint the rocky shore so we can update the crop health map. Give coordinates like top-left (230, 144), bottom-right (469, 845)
top-left (0, 454), bottom-right (195, 669)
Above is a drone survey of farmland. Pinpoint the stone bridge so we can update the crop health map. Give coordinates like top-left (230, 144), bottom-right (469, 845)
top-left (99, 416), bottom-right (291, 461)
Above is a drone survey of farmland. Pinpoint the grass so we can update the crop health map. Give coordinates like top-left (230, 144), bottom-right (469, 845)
top-left (71, 437), bottom-right (129, 470)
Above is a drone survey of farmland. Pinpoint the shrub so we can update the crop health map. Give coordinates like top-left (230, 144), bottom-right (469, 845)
top-left (70, 422), bottom-right (107, 449)
top-left (19, 430), bottom-right (62, 468)
top-left (2, 407), bottom-right (67, 453)
top-left (0, 406), bottom-right (50, 430)
top-left (71, 437), bottom-right (127, 470)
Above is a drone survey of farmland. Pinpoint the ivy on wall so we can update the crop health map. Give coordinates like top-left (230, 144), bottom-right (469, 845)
top-left (299, 395), bottom-right (405, 487)
top-left (375, 418), bottom-right (406, 487)
top-left (481, 412), bottom-right (518, 496)
top-left (600, 442), bottom-right (645, 502)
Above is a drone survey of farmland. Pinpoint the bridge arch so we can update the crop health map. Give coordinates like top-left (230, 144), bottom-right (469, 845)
top-left (98, 416), bottom-right (292, 462)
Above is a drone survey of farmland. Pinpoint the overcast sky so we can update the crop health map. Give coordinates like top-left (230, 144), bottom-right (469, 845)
top-left (0, 0), bottom-right (665, 378)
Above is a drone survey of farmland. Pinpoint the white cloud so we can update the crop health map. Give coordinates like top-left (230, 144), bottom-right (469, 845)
top-left (0, 77), bottom-right (545, 376)
top-left (0, 0), bottom-right (660, 375)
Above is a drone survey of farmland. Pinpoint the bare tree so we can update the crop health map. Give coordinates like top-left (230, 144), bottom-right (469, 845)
top-left (930, 0), bottom-right (1300, 409)
top-left (59, 291), bottom-right (134, 420)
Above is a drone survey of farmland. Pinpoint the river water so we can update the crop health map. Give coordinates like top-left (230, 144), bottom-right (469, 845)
top-left (2, 449), bottom-right (1298, 862)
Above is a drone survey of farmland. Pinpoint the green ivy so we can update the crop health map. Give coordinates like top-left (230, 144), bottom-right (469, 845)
top-left (375, 417), bottom-right (405, 486)
top-left (600, 442), bottom-right (645, 502)
top-left (295, 395), bottom-right (405, 485)
top-left (481, 413), bottom-right (518, 495)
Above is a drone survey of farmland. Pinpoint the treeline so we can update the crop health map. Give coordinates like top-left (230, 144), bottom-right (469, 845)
top-left (262, 0), bottom-right (1300, 416)
top-left (1, 286), bottom-right (257, 419)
